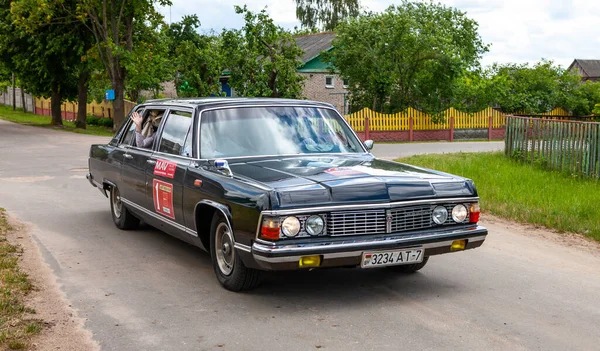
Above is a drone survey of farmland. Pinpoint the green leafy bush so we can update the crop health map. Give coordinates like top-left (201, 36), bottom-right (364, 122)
top-left (86, 116), bottom-right (100, 126)
top-left (97, 118), bottom-right (113, 128)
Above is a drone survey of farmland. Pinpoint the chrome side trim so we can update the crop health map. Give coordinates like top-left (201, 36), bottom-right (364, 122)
top-left (252, 232), bottom-right (487, 263)
top-left (121, 198), bottom-right (198, 237)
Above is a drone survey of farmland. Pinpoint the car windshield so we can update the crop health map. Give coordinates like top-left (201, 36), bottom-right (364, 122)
top-left (200, 106), bottom-right (365, 159)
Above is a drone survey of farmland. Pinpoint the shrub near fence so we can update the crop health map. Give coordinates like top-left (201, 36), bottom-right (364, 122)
top-left (505, 116), bottom-right (600, 178)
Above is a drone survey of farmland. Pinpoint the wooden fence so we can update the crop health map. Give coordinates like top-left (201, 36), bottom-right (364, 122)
top-left (34, 98), bottom-right (136, 120)
top-left (343, 106), bottom-right (573, 132)
top-left (505, 116), bottom-right (600, 178)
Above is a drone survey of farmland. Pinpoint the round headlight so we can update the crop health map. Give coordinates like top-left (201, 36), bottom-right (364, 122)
top-left (305, 215), bottom-right (324, 235)
top-left (452, 204), bottom-right (468, 222)
top-left (432, 206), bottom-right (448, 225)
top-left (281, 216), bottom-right (301, 237)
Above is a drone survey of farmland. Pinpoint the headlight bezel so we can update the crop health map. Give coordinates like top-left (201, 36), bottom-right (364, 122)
top-left (451, 204), bottom-right (469, 223)
top-left (432, 206), bottom-right (449, 225)
top-left (281, 216), bottom-right (301, 237)
top-left (305, 215), bottom-right (325, 236)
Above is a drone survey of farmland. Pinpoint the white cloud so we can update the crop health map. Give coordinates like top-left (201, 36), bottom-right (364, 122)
top-left (160, 0), bottom-right (600, 68)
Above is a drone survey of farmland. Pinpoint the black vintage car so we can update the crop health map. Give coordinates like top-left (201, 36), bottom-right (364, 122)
top-left (87, 98), bottom-right (488, 291)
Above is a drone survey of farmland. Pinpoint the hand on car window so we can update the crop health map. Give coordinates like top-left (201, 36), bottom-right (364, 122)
top-left (131, 112), bottom-right (143, 132)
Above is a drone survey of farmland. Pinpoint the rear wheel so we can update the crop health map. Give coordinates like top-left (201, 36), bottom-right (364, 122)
top-left (109, 186), bottom-right (139, 230)
top-left (386, 257), bottom-right (429, 273)
top-left (210, 214), bottom-right (260, 291)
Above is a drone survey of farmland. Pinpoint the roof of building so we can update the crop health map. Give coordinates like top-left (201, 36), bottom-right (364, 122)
top-left (295, 32), bottom-right (335, 63)
top-left (568, 59), bottom-right (600, 78)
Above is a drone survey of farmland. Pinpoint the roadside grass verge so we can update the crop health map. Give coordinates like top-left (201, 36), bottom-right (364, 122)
top-left (0, 105), bottom-right (113, 137)
top-left (396, 152), bottom-right (600, 242)
top-left (0, 208), bottom-right (43, 350)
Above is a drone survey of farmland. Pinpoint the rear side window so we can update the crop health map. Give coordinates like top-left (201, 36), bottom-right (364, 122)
top-left (121, 121), bottom-right (136, 146)
top-left (158, 110), bottom-right (193, 156)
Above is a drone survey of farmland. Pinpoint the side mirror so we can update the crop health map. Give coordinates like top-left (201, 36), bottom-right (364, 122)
top-left (214, 159), bottom-right (233, 177)
top-left (364, 140), bottom-right (374, 151)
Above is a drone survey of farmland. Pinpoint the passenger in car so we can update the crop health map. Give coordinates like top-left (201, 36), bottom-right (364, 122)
top-left (131, 111), bottom-right (162, 148)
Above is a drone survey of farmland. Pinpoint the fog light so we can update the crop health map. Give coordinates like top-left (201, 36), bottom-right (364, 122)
top-left (299, 255), bottom-right (321, 268)
top-left (450, 239), bottom-right (467, 251)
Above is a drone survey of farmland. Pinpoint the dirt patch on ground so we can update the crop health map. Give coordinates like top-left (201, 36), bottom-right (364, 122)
top-left (5, 214), bottom-right (98, 351)
top-left (482, 213), bottom-right (600, 257)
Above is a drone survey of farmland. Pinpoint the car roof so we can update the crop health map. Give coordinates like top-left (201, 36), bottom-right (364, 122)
top-left (141, 97), bottom-right (335, 110)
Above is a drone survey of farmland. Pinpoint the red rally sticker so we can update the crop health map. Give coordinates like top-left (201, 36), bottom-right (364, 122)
top-left (153, 159), bottom-right (177, 179)
top-left (153, 179), bottom-right (175, 219)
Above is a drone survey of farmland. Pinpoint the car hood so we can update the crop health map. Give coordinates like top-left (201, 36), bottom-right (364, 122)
top-left (228, 154), bottom-right (476, 209)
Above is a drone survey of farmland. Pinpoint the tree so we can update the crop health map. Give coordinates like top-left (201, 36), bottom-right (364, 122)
top-left (125, 18), bottom-right (173, 102)
top-left (10, 0), bottom-right (95, 128)
top-left (1, 0), bottom-right (90, 126)
top-left (294, 0), bottom-right (360, 31)
top-left (327, 1), bottom-right (488, 116)
top-left (222, 6), bottom-right (304, 99)
top-left (76, 0), bottom-right (171, 130)
top-left (165, 15), bottom-right (223, 97)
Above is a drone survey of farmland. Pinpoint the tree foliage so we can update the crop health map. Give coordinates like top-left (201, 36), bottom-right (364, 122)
top-left (3, 0), bottom-right (91, 125)
top-left (295, 0), bottom-right (360, 31)
top-left (328, 1), bottom-right (488, 116)
top-left (165, 15), bottom-right (223, 97)
top-left (222, 6), bottom-right (304, 99)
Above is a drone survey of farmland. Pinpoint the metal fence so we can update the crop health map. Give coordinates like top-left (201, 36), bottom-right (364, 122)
top-left (505, 116), bottom-right (600, 178)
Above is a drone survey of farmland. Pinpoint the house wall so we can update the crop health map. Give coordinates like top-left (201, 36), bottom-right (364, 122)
top-left (300, 73), bottom-right (348, 113)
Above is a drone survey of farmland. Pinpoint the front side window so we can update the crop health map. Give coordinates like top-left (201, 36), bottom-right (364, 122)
top-left (200, 106), bottom-right (364, 159)
top-left (158, 110), bottom-right (193, 155)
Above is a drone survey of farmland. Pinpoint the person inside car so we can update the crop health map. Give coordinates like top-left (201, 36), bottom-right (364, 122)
top-left (131, 110), bottom-right (162, 148)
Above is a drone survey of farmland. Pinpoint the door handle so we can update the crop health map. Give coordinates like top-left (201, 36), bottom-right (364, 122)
top-left (124, 154), bottom-right (133, 159)
top-left (147, 159), bottom-right (157, 165)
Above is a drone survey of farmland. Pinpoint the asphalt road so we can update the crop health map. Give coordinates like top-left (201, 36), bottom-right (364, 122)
top-left (1, 120), bottom-right (599, 351)
top-left (372, 141), bottom-right (505, 160)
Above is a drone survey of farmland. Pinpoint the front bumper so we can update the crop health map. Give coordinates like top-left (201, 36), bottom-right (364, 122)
top-left (250, 225), bottom-right (487, 270)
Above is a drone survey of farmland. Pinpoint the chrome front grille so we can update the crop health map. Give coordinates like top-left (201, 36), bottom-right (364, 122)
top-left (389, 205), bottom-right (434, 232)
top-left (328, 209), bottom-right (387, 236)
top-left (328, 203), bottom-right (467, 236)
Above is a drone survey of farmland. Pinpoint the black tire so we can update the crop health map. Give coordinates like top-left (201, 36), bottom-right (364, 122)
top-left (210, 213), bottom-right (260, 291)
top-left (109, 186), bottom-right (139, 230)
top-left (386, 257), bottom-right (429, 273)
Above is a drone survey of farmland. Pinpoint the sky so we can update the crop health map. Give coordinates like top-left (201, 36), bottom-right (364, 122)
top-left (157, 0), bottom-right (600, 68)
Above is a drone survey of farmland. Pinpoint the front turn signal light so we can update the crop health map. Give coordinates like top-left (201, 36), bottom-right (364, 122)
top-left (299, 255), bottom-right (321, 268)
top-left (451, 239), bottom-right (467, 251)
top-left (469, 202), bottom-right (480, 223)
top-left (260, 217), bottom-right (280, 240)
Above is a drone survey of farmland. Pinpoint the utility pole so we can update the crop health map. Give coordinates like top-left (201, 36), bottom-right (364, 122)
top-left (12, 72), bottom-right (15, 111)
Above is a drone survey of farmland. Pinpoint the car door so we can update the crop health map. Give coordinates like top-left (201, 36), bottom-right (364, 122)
top-left (146, 108), bottom-right (194, 230)
top-left (120, 108), bottom-right (166, 210)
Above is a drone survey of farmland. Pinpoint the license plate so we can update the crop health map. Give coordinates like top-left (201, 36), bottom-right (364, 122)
top-left (361, 248), bottom-right (424, 268)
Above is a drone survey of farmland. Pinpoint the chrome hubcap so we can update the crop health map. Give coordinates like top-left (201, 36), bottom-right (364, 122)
top-left (215, 222), bottom-right (235, 276)
top-left (111, 187), bottom-right (122, 219)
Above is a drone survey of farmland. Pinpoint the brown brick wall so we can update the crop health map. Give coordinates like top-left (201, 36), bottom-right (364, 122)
top-left (300, 73), bottom-right (348, 113)
top-left (353, 129), bottom-right (505, 142)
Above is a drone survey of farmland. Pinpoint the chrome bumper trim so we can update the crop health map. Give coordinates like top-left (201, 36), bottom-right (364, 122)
top-left (252, 226), bottom-right (487, 264)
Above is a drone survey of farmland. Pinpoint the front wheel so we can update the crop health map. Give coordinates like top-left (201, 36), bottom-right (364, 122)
top-left (210, 214), bottom-right (260, 291)
top-left (386, 257), bottom-right (429, 273)
top-left (109, 186), bottom-right (139, 230)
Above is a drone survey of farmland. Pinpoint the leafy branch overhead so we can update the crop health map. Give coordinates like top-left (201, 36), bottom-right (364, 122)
top-left (294, 0), bottom-right (360, 31)
top-left (223, 5), bottom-right (304, 99)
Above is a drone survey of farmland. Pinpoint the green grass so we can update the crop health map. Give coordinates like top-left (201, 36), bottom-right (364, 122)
top-left (0, 209), bottom-right (43, 349)
top-left (397, 152), bottom-right (600, 241)
top-left (0, 105), bottom-right (114, 136)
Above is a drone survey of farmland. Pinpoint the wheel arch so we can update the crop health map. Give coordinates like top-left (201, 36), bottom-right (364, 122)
top-left (194, 200), bottom-right (234, 252)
